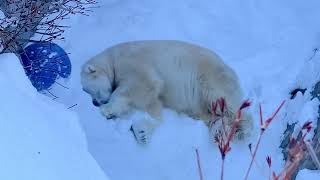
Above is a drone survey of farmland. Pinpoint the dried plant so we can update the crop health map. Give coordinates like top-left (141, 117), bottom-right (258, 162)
top-left (0, 0), bottom-right (97, 54)
top-left (196, 97), bottom-right (319, 180)
top-left (212, 97), bottom-right (251, 180)
top-left (195, 148), bottom-right (204, 180)
top-left (271, 121), bottom-right (313, 180)
top-left (266, 155), bottom-right (272, 180)
top-left (244, 100), bottom-right (286, 180)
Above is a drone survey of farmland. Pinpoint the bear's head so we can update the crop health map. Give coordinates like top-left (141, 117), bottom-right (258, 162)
top-left (80, 63), bottom-right (115, 107)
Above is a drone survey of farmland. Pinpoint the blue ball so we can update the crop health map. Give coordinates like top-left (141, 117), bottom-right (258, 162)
top-left (19, 42), bottom-right (72, 91)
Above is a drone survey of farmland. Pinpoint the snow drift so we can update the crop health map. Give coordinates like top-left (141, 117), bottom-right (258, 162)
top-left (0, 53), bottom-right (109, 180)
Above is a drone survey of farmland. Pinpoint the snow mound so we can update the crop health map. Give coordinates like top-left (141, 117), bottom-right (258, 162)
top-left (296, 169), bottom-right (320, 180)
top-left (0, 53), bottom-right (109, 180)
top-left (51, 0), bottom-right (320, 179)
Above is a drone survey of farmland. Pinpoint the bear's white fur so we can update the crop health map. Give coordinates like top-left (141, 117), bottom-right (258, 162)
top-left (80, 40), bottom-right (252, 144)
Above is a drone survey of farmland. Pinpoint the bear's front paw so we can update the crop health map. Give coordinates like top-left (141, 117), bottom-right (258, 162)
top-left (99, 103), bottom-right (120, 119)
top-left (131, 126), bottom-right (150, 144)
top-left (130, 118), bottom-right (154, 144)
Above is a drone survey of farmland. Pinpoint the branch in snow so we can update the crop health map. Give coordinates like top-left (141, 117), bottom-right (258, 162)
top-left (195, 148), bottom-right (204, 180)
top-left (0, 0), bottom-right (97, 54)
top-left (210, 98), bottom-right (251, 180)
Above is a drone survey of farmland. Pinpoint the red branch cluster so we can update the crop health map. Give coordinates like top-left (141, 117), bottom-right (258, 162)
top-left (272, 121), bottom-right (312, 180)
top-left (244, 100), bottom-right (286, 180)
top-left (212, 97), bottom-right (251, 180)
top-left (196, 98), bottom-right (317, 180)
top-left (213, 98), bottom-right (251, 159)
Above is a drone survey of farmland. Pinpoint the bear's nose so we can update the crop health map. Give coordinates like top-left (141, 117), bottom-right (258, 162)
top-left (101, 100), bottom-right (109, 105)
top-left (92, 99), bottom-right (100, 107)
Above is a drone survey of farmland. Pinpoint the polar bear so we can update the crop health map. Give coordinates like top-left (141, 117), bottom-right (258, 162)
top-left (80, 40), bottom-right (252, 144)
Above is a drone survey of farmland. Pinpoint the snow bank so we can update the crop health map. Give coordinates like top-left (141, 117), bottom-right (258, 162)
top-left (296, 169), bottom-right (320, 180)
top-left (0, 53), bottom-right (109, 180)
top-left (46, 0), bottom-right (320, 179)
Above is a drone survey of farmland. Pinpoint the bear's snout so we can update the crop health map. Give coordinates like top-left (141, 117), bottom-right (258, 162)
top-left (92, 99), bottom-right (100, 107)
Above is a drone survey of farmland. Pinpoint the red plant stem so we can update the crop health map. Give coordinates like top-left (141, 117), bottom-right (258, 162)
top-left (270, 100), bottom-right (285, 120)
top-left (264, 101), bottom-right (285, 129)
top-left (195, 148), bottom-right (204, 180)
top-left (259, 103), bottom-right (263, 126)
top-left (221, 116), bottom-right (228, 138)
top-left (221, 156), bottom-right (225, 180)
top-left (244, 101), bottom-right (285, 180)
top-left (223, 109), bottom-right (242, 146)
top-left (244, 130), bottom-right (264, 180)
top-left (268, 167), bottom-right (271, 180)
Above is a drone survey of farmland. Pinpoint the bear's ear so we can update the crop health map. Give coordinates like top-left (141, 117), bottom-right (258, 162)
top-left (83, 64), bottom-right (97, 74)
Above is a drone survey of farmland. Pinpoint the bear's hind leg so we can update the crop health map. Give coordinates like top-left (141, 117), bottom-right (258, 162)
top-left (198, 70), bottom-right (252, 142)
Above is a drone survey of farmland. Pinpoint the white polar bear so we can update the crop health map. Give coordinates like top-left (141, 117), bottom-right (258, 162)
top-left (80, 40), bottom-right (252, 144)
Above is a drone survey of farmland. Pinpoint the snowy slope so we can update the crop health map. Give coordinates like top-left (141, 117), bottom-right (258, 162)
top-left (297, 169), bottom-right (320, 180)
top-left (9, 0), bottom-right (320, 179)
top-left (0, 53), bottom-right (109, 180)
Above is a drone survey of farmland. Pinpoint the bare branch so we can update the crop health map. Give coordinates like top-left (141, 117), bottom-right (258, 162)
top-left (0, 0), bottom-right (98, 54)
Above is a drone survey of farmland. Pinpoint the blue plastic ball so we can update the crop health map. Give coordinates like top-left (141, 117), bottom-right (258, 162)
top-left (19, 42), bottom-right (71, 91)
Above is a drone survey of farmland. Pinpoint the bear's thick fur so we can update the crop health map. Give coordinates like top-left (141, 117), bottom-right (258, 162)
top-left (80, 40), bottom-right (252, 144)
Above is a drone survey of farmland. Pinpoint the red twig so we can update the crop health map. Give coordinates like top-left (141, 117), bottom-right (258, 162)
top-left (221, 156), bottom-right (225, 180)
top-left (247, 144), bottom-right (268, 176)
top-left (244, 100), bottom-right (286, 180)
top-left (244, 130), bottom-right (263, 180)
top-left (263, 101), bottom-right (286, 130)
top-left (0, 0), bottom-right (98, 53)
top-left (212, 98), bottom-right (251, 180)
top-left (259, 103), bottom-right (263, 126)
top-left (195, 148), bottom-right (204, 180)
top-left (266, 156), bottom-right (272, 180)
top-left (274, 121), bottom-right (313, 180)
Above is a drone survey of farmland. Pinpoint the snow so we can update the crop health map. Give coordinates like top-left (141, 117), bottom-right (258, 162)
top-left (0, 53), bottom-right (109, 180)
top-left (296, 169), bottom-right (320, 180)
top-left (1, 0), bottom-right (320, 179)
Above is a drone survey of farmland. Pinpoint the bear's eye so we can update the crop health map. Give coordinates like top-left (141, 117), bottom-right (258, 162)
top-left (111, 80), bottom-right (117, 92)
top-left (82, 88), bottom-right (90, 94)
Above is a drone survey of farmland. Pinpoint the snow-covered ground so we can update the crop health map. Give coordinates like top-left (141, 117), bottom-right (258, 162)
top-left (2, 0), bottom-right (320, 179)
top-left (0, 54), bottom-right (109, 180)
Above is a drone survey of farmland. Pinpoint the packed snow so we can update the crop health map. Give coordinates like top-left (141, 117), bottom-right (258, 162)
top-left (1, 0), bottom-right (320, 179)
top-left (296, 169), bottom-right (320, 180)
top-left (0, 53), bottom-right (109, 180)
